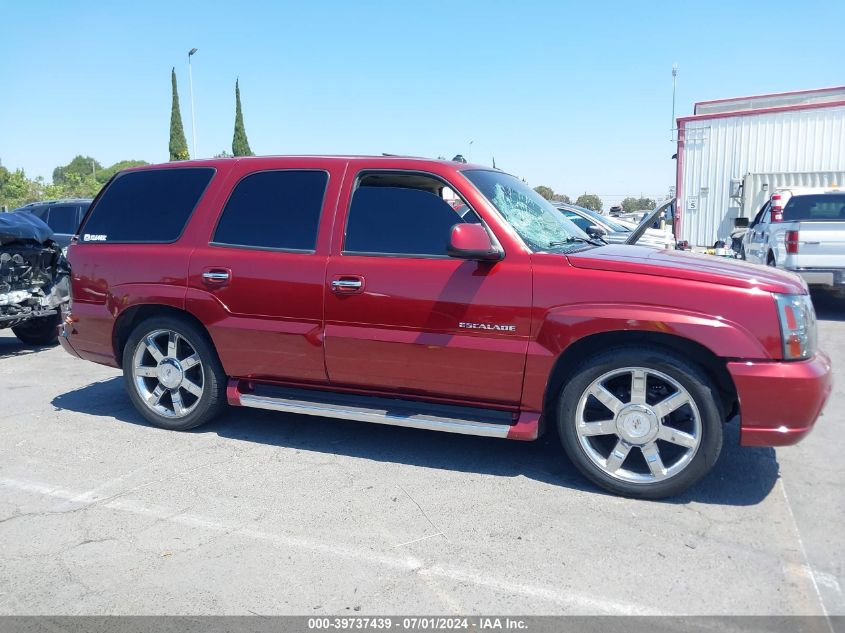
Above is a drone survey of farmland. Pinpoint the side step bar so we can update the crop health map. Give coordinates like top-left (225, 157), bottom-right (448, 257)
top-left (227, 380), bottom-right (540, 441)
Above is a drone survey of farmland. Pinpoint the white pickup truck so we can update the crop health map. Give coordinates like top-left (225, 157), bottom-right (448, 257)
top-left (741, 187), bottom-right (845, 289)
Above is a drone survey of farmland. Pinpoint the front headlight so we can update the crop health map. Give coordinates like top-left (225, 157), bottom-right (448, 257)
top-left (773, 293), bottom-right (817, 360)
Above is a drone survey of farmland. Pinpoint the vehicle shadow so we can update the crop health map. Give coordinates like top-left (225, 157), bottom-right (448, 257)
top-left (0, 333), bottom-right (56, 361)
top-left (811, 288), bottom-right (845, 322)
top-left (51, 377), bottom-right (779, 507)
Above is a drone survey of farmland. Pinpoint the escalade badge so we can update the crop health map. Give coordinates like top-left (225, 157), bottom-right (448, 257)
top-left (459, 322), bottom-right (516, 332)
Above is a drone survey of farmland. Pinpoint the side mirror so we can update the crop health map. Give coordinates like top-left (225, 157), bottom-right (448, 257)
top-left (448, 223), bottom-right (503, 261)
top-left (586, 225), bottom-right (607, 239)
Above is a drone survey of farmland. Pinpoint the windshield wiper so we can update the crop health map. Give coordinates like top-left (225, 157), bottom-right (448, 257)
top-left (549, 236), bottom-right (604, 248)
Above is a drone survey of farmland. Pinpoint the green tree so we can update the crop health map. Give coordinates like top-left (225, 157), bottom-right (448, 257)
top-left (621, 196), bottom-right (656, 213)
top-left (552, 193), bottom-right (571, 204)
top-left (169, 68), bottom-right (190, 161)
top-left (95, 160), bottom-right (149, 184)
top-left (232, 79), bottom-right (254, 157)
top-left (533, 185), bottom-right (554, 200)
top-left (53, 155), bottom-right (103, 185)
top-left (43, 172), bottom-right (102, 199)
top-left (0, 169), bottom-right (44, 209)
top-left (575, 194), bottom-right (603, 211)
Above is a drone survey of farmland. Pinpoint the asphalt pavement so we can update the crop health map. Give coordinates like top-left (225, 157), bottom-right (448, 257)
top-left (0, 291), bottom-right (842, 616)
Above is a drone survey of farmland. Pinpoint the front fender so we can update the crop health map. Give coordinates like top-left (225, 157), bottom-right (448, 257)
top-left (521, 301), bottom-right (776, 412)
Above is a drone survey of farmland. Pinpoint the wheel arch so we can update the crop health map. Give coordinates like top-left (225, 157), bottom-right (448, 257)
top-left (113, 304), bottom-right (214, 369)
top-left (542, 330), bottom-right (738, 427)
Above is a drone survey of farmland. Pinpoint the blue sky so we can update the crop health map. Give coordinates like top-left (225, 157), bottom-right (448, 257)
top-left (2, 0), bottom-right (843, 207)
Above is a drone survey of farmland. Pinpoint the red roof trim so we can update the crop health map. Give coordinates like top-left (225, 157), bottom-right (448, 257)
top-left (694, 85), bottom-right (845, 110)
top-left (678, 99), bottom-right (845, 124)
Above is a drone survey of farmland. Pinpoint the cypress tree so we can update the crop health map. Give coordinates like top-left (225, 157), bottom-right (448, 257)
top-left (232, 79), bottom-right (254, 157)
top-left (169, 68), bottom-right (190, 161)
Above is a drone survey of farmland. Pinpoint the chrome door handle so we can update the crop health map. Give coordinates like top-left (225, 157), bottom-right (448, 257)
top-left (331, 279), bottom-right (362, 290)
top-left (202, 271), bottom-right (230, 282)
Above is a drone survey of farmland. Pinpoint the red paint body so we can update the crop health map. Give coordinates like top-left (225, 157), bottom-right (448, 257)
top-left (60, 156), bottom-right (832, 446)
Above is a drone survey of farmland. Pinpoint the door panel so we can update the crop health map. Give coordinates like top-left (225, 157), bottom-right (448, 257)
top-left (324, 255), bottom-right (531, 404)
top-left (185, 160), bottom-right (345, 384)
top-left (187, 248), bottom-right (327, 381)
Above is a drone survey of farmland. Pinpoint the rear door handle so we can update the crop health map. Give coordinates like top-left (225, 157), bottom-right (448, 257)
top-left (202, 269), bottom-right (231, 286)
top-left (330, 276), bottom-right (364, 294)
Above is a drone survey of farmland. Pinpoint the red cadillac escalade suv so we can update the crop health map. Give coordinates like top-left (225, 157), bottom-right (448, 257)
top-left (60, 156), bottom-right (832, 498)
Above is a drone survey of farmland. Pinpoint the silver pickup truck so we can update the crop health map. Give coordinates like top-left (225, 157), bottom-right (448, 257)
top-left (741, 187), bottom-right (845, 288)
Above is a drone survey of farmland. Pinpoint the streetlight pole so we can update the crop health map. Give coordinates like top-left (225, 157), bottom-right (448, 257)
top-left (188, 48), bottom-right (198, 158)
top-left (671, 63), bottom-right (678, 142)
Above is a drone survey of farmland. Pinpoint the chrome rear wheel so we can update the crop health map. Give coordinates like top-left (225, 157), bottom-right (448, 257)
top-left (131, 328), bottom-right (205, 419)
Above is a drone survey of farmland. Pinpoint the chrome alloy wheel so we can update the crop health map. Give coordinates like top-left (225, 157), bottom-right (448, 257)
top-left (131, 329), bottom-right (205, 419)
top-left (575, 367), bottom-right (702, 483)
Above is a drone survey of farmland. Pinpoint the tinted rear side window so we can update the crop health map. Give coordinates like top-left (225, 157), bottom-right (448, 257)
top-left (81, 168), bottom-right (214, 242)
top-left (212, 170), bottom-right (327, 251)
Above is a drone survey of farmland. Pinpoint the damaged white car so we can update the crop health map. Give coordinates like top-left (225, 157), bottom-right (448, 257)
top-left (0, 211), bottom-right (70, 345)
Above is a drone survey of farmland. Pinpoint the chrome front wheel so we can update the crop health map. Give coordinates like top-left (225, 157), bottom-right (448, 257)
top-left (558, 347), bottom-right (723, 499)
top-left (131, 328), bottom-right (205, 419)
top-left (575, 367), bottom-right (702, 484)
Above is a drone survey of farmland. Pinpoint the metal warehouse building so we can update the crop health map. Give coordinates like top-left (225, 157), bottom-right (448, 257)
top-left (675, 86), bottom-right (845, 246)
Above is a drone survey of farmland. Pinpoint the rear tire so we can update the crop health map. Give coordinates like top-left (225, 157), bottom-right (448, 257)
top-left (557, 347), bottom-right (723, 499)
top-left (12, 313), bottom-right (60, 346)
top-left (122, 315), bottom-right (226, 431)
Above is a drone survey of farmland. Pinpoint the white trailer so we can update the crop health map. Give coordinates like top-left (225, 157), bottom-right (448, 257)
top-left (675, 86), bottom-right (845, 246)
top-left (739, 170), bottom-right (845, 218)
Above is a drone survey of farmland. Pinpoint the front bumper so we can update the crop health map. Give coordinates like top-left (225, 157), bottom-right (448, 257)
top-left (728, 352), bottom-right (832, 447)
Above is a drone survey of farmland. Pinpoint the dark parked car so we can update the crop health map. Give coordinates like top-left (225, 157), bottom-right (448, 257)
top-left (13, 199), bottom-right (91, 249)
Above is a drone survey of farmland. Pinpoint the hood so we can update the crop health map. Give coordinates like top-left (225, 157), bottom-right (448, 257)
top-left (567, 244), bottom-right (806, 294)
top-left (1, 211), bottom-right (55, 245)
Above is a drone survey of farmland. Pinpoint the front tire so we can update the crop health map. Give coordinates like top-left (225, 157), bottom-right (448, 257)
top-left (122, 315), bottom-right (226, 431)
top-left (557, 347), bottom-right (723, 499)
top-left (12, 313), bottom-right (61, 346)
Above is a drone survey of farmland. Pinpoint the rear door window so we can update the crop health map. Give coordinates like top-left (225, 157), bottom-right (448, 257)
top-left (80, 168), bottom-right (214, 243)
top-left (46, 205), bottom-right (80, 234)
top-left (212, 170), bottom-right (328, 251)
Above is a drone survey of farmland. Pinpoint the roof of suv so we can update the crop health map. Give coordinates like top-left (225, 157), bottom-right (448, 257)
top-left (120, 155), bottom-right (497, 174)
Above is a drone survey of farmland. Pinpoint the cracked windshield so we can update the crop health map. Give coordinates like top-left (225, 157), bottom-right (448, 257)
top-left (463, 169), bottom-right (592, 251)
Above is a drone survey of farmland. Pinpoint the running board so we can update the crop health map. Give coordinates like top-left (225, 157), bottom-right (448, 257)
top-left (227, 380), bottom-right (540, 440)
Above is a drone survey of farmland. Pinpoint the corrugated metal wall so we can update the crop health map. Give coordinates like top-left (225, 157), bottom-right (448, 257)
top-left (679, 105), bottom-right (845, 245)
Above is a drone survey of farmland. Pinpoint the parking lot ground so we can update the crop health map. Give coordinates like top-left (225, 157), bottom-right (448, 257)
top-left (0, 293), bottom-right (843, 617)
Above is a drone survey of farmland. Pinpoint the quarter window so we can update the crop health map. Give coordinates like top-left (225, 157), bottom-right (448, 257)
top-left (344, 172), bottom-right (479, 257)
top-left (213, 170), bottom-right (328, 251)
top-left (81, 168), bottom-right (214, 243)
